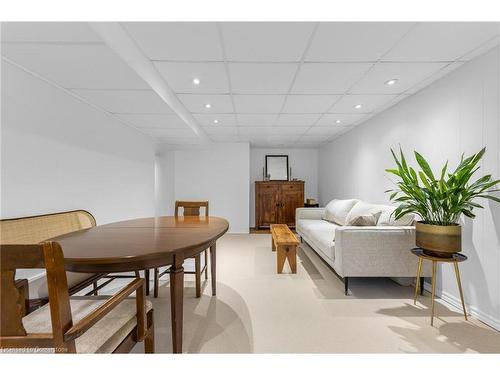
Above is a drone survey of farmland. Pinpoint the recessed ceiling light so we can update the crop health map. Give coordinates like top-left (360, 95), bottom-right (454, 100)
top-left (193, 78), bottom-right (200, 85)
top-left (385, 78), bottom-right (398, 86)
top-left (204, 103), bottom-right (211, 109)
top-left (354, 104), bottom-right (362, 110)
top-left (335, 120), bottom-right (342, 124)
top-left (213, 119), bottom-right (219, 124)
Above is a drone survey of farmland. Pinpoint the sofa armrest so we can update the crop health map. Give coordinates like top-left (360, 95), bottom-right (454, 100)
top-left (334, 226), bottom-right (430, 277)
top-left (295, 207), bottom-right (325, 221)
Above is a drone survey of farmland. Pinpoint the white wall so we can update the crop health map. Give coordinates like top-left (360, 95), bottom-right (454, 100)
top-left (156, 143), bottom-right (250, 233)
top-left (155, 151), bottom-right (175, 217)
top-left (1, 61), bottom-right (156, 225)
top-left (318, 47), bottom-right (500, 330)
top-left (249, 148), bottom-right (319, 227)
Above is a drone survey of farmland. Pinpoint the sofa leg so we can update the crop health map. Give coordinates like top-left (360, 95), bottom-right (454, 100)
top-left (344, 277), bottom-right (349, 296)
top-left (420, 277), bottom-right (425, 296)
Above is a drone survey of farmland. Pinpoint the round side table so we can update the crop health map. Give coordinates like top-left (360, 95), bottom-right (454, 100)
top-left (411, 248), bottom-right (468, 326)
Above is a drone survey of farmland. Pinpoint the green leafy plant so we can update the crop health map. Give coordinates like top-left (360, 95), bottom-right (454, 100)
top-left (386, 147), bottom-right (500, 225)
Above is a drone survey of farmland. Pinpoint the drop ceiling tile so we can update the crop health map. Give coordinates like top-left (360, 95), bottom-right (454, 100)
top-left (154, 62), bottom-right (229, 93)
top-left (350, 62), bottom-right (448, 94)
top-left (383, 22), bottom-right (500, 62)
top-left (329, 94), bottom-right (398, 114)
top-left (275, 114), bottom-right (321, 127)
top-left (193, 114), bottom-right (237, 126)
top-left (233, 95), bottom-right (285, 113)
top-left (72, 89), bottom-right (173, 113)
top-left (267, 126), bottom-right (309, 135)
top-left (306, 22), bottom-right (413, 62)
top-left (315, 113), bottom-right (367, 126)
top-left (221, 22), bottom-right (316, 62)
top-left (372, 96), bottom-right (409, 114)
top-left (238, 135), bottom-right (266, 142)
top-left (141, 128), bottom-right (196, 138)
top-left (116, 114), bottom-right (187, 128)
top-left (203, 126), bottom-right (239, 135)
top-left (229, 63), bottom-right (298, 94)
top-left (282, 95), bottom-right (340, 113)
top-left (305, 126), bottom-right (348, 135)
top-left (1, 22), bottom-right (102, 43)
top-left (123, 22), bottom-right (223, 61)
top-left (2, 44), bottom-right (149, 89)
top-left (299, 135), bottom-right (329, 142)
top-left (239, 127), bottom-right (274, 136)
top-left (460, 35), bottom-right (500, 61)
top-left (292, 63), bottom-right (371, 94)
top-left (404, 62), bottom-right (464, 94)
top-left (237, 114), bottom-right (278, 127)
top-left (177, 94), bottom-right (234, 113)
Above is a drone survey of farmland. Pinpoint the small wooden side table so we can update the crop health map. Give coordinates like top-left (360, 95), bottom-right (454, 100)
top-left (411, 248), bottom-right (468, 326)
top-left (304, 202), bottom-right (319, 208)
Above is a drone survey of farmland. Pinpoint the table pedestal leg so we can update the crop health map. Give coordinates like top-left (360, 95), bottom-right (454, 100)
top-left (195, 254), bottom-right (201, 298)
top-left (414, 257), bottom-right (423, 304)
top-left (210, 243), bottom-right (216, 296)
top-left (169, 257), bottom-right (184, 353)
top-left (454, 261), bottom-right (468, 321)
top-left (431, 260), bottom-right (437, 326)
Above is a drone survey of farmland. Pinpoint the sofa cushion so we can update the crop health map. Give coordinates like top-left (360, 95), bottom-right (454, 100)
top-left (297, 219), bottom-right (337, 261)
top-left (322, 199), bottom-right (359, 225)
top-left (376, 205), bottom-right (415, 226)
top-left (297, 219), bottom-right (337, 240)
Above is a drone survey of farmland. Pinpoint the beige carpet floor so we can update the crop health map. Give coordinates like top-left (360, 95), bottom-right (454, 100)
top-left (101, 233), bottom-right (499, 353)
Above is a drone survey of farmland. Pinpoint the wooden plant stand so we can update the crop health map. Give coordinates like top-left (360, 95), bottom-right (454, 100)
top-left (412, 248), bottom-right (468, 326)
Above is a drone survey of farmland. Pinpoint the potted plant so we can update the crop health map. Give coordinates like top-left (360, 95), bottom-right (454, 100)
top-left (386, 147), bottom-right (500, 257)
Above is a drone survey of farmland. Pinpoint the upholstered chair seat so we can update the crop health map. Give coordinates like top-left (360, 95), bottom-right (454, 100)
top-left (22, 296), bottom-right (153, 353)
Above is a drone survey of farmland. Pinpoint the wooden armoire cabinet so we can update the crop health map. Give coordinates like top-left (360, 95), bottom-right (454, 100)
top-left (255, 181), bottom-right (304, 229)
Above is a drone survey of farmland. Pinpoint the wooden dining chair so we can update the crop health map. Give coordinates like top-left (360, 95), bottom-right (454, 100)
top-left (0, 210), bottom-right (105, 311)
top-left (152, 200), bottom-right (210, 298)
top-left (0, 241), bottom-right (154, 353)
top-left (0, 210), bottom-right (140, 311)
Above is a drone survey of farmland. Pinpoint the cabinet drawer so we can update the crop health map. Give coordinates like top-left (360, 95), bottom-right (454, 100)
top-left (257, 184), bottom-right (279, 192)
top-left (282, 183), bottom-right (303, 191)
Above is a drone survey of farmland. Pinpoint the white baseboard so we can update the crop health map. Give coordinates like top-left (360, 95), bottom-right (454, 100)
top-left (423, 281), bottom-right (500, 332)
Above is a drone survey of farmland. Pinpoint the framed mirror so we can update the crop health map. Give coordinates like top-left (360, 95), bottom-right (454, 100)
top-left (265, 155), bottom-right (289, 181)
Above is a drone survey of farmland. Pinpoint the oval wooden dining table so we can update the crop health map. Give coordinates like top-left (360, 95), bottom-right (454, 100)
top-left (49, 216), bottom-right (229, 353)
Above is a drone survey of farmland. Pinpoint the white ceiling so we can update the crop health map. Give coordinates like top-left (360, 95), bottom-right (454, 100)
top-left (2, 22), bottom-right (499, 148)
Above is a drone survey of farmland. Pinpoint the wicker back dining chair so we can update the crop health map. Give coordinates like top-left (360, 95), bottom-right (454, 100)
top-left (0, 241), bottom-right (154, 353)
top-left (0, 210), bottom-right (103, 310)
top-left (152, 201), bottom-right (210, 298)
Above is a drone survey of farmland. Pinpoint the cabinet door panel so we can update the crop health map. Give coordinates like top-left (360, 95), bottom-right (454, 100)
top-left (256, 184), bottom-right (279, 228)
top-left (281, 188), bottom-right (304, 226)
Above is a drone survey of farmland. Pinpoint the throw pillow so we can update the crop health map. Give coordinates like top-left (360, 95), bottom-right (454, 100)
top-left (376, 205), bottom-right (415, 226)
top-left (347, 211), bottom-right (381, 226)
top-left (322, 199), bottom-right (360, 225)
top-left (345, 201), bottom-right (382, 224)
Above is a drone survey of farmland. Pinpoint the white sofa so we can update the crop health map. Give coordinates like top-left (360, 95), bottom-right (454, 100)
top-left (296, 199), bottom-right (431, 294)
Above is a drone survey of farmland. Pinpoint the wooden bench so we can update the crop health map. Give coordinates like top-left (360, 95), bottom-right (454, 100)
top-left (271, 224), bottom-right (299, 274)
top-left (0, 210), bottom-right (105, 310)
